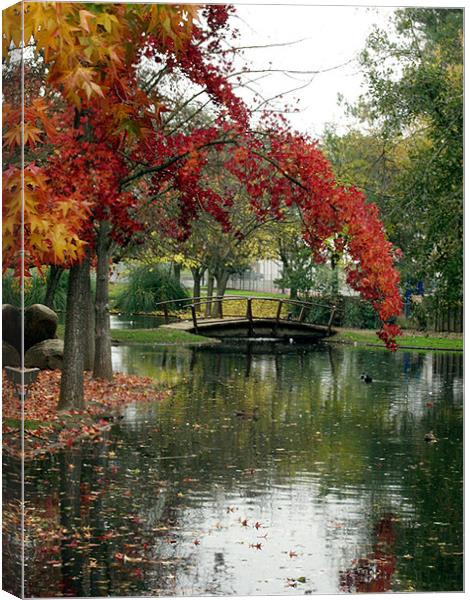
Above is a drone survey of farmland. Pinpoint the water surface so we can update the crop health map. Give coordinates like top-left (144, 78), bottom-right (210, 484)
top-left (4, 342), bottom-right (463, 596)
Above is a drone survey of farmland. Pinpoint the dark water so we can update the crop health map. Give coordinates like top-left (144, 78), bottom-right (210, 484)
top-left (4, 342), bottom-right (463, 596)
top-left (109, 314), bottom-right (168, 330)
top-left (58, 313), bottom-right (168, 329)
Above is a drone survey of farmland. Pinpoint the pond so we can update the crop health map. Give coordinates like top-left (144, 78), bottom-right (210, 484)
top-left (3, 342), bottom-right (463, 596)
top-left (58, 313), bottom-right (169, 329)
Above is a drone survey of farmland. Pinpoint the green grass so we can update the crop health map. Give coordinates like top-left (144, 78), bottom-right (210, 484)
top-left (57, 323), bottom-right (216, 345)
top-left (111, 328), bottom-right (217, 345)
top-left (217, 288), bottom-right (289, 299)
top-left (329, 328), bottom-right (463, 351)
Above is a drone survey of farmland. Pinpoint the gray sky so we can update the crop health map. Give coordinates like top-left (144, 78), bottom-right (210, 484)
top-left (231, 4), bottom-right (396, 137)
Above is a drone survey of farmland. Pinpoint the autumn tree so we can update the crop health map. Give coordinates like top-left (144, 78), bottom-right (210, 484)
top-left (3, 2), bottom-right (405, 414)
top-left (3, 2), bottom-right (248, 406)
top-left (230, 121), bottom-right (404, 348)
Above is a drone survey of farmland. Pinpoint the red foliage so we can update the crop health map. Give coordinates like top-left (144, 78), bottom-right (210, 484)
top-left (222, 125), bottom-right (403, 348)
top-left (3, 3), bottom-right (403, 348)
top-left (339, 514), bottom-right (397, 592)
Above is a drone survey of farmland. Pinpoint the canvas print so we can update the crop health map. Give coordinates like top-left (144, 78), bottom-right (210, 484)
top-left (2, 1), bottom-right (463, 597)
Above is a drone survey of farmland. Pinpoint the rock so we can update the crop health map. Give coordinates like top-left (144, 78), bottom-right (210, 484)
top-left (24, 339), bottom-right (64, 370)
top-left (2, 304), bottom-right (21, 352)
top-left (24, 304), bottom-right (58, 350)
top-left (2, 340), bottom-right (20, 367)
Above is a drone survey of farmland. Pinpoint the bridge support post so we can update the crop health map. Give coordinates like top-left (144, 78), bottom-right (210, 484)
top-left (163, 305), bottom-right (169, 324)
top-left (298, 305), bottom-right (307, 323)
top-left (191, 305), bottom-right (199, 334)
top-left (246, 297), bottom-right (254, 337)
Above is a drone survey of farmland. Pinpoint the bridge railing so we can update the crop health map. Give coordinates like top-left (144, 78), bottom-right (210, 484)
top-left (153, 295), bottom-right (336, 335)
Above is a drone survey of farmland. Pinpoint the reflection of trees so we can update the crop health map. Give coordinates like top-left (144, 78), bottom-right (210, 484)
top-left (14, 345), bottom-right (463, 595)
top-left (340, 513), bottom-right (397, 592)
top-left (59, 449), bottom-right (85, 596)
top-left (2, 455), bottom-right (23, 597)
top-left (21, 431), bottom-right (198, 596)
top-left (112, 345), bottom-right (194, 385)
top-left (2, 383), bottom-right (23, 596)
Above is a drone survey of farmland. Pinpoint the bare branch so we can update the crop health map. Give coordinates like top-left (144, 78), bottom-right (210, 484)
top-left (253, 76), bottom-right (315, 112)
top-left (221, 37), bottom-right (309, 53)
top-left (226, 58), bottom-right (355, 79)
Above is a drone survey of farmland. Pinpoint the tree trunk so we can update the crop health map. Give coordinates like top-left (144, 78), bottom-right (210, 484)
top-left (172, 262), bottom-right (181, 284)
top-left (44, 265), bottom-right (63, 309)
top-left (93, 221), bottom-right (113, 381)
top-left (330, 266), bottom-right (339, 297)
top-left (212, 270), bottom-right (230, 317)
top-left (83, 274), bottom-right (95, 372)
top-left (191, 267), bottom-right (204, 312)
top-left (205, 270), bottom-right (215, 317)
top-left (58, 259), bottom-right (90, 410)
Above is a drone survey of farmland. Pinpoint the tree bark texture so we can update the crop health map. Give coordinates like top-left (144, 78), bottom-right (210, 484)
top-left (205, 271), bottom-right (215, 317)
top-left (93, 221), bottom-right (113, 380)
top-left (58, 259), bottom-right (90, 410)
top-left (83, 272), bottom-right (95, 371)
top-left (212, 270), bottom-right (230, 317)
top-left (191, 266), bottom-right (204, 312)
top-left (172, 262), bottom-right (181, 284)
top-left (43, 265), bottom-right (64, 309)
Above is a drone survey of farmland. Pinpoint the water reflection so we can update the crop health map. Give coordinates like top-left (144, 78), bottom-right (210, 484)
top-left (58, 313), bottom-right (167, 330)
top-left (339, 514), bottom-right (397, 593)
top-left (3, 343), bottom-right (462, 596)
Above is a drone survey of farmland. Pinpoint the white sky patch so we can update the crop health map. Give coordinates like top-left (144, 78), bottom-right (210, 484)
top-left (232, 5), bottom-right (396, 137)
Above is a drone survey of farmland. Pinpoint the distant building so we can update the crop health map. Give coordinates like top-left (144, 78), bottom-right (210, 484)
top-left (227, 259), bottom-right (284, 293)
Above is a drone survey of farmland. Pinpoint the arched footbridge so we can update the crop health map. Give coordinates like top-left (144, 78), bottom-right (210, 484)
top-left (156, 296), bottom-right (337, 341)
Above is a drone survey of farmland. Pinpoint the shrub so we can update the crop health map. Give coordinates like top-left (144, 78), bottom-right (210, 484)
top-left (115, 264), bottom-right (189, 314)
top-left (303, 298), bottom-right (335, 326)
top-left (341, 297), bottom-right (380, 329)
top-left (299, 293), bottom-right (381, 329)
top-left (2, 269), bottom-right (69, 310)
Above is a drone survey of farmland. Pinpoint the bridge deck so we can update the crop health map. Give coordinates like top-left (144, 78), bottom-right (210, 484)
top-left (161, 317), bottom-right (334, 337)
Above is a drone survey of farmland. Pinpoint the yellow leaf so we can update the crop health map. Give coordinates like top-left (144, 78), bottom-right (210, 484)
top-left (79, 9), bottom-right (95, 33)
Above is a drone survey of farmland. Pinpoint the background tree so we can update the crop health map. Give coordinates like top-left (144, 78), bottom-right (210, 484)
top-left (346, 8), bottom-right (463, 308)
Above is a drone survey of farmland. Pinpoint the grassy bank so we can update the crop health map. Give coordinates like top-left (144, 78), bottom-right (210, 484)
top-left (56, 324), bottom-right (216, 345)
top-left (111, 328), bottom-right (217, 345)
top-left (329, 328), bottom-right (463, 351)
